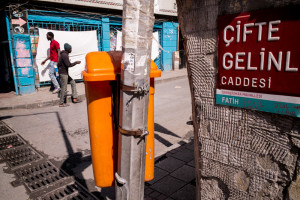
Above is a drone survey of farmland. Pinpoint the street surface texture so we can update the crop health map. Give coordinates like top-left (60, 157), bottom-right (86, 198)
top-left (0, 78), bottom-right (193, 199)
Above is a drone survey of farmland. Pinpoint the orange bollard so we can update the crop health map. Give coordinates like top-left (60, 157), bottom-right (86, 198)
top-left (145, 61), bottom-right (161, 181)
top-left (83, 51), bottom-right (121, 188)
top-left (83, 52), bottom-right (161, 187)
top-left (84, 81), bottom-right (118, 187)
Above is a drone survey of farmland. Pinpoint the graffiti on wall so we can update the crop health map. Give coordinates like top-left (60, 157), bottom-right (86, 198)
top-left (21, 68), bottom-right (30, 76)
top-left (16, 59), bottom-right (32, 68)
top-left (16, 39), bottom-right (30, 58)
top-left (15, 38), bottom-right (32, 75)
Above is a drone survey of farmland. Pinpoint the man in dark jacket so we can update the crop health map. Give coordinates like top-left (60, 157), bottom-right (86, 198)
top-left (57, 43), bottom-right (81, 107)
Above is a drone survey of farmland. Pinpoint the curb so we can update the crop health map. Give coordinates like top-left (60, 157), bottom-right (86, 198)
top-left (0, 73), bottom-right (188, 110)
top-left (0, 94), bottom-right (86, 110)
top-left (155, 74), bottom-right (187, 84)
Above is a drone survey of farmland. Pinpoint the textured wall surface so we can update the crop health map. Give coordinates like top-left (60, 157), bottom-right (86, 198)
top-left (176, 0), bottom-right (300, 199)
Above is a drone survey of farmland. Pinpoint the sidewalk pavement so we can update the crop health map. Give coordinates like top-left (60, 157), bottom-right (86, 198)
top-left (144, 138), bottom-right (196, 200)
top-left (102, 138), bottom-right (196, 200)
top-left (0, 69), bottom-right (188, 110)
top-left (0, 120), bottom-right (195, 200)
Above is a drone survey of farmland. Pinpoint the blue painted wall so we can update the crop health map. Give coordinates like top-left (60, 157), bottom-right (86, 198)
top-left (102, 17), bottom-right (111, 51)
top-left (5, 13), bottom-right (19, 94)
top-left (13, 34), bottom-right (35, 94)
top-left (153, 29), bottom-right (162, 70)
top-left (161, 22), bottom-right (178, 71)
top-left (6, 9), bottom-right (36, 95)
top-left (5, 11), bottom-right (35, 95)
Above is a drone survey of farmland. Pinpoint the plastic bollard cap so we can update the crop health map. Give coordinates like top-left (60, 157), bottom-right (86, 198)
top-left (82, 51), bottom-right (161, 82)
top-left (83, 51), bottom-right (122, 82)
top-left (150, 60), bottom-right (161, 78)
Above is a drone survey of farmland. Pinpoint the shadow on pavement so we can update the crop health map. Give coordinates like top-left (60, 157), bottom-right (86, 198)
top-left (145, 138), bottom-right (196, 200)
top-left (154, 134), bottom-right (173, 147)
top-left (0, 113), bottom-right (195, 199)
top-left (154, 123), bottom-right (182, 147)
top-left (0, 112), bottom-right (115, 199)
top-left (0, 115), bottom-right (14, 121)
top-left (56, 112), bottom-right (90, 188)
top-left (154, 123), bottom-right (181, 138)
top-left (55, 112), bottom-right (115, 200)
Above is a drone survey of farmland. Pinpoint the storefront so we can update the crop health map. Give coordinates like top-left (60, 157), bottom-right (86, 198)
top-left (1, 1), bottom-right (178, 94)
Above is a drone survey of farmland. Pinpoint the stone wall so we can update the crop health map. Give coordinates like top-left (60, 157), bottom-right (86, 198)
top-left (176, 0), bottom-right (300, 199)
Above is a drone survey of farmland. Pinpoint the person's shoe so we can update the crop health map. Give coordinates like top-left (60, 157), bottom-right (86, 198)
top-left (72, 98), bottom-right (82, 104)
top-left (59, 103), bottom-right (70, 107)
top-left (52, 88), bottom-right (61, 94)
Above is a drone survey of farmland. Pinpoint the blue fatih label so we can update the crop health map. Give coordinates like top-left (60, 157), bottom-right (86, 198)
top-left (216, 89), bottom-right (300, 118)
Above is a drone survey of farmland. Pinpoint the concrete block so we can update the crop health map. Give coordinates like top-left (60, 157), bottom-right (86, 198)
top-left (170, 148), bottom-right (194, 162)
top-left (171, 184), bottom-right (196, 200)
top-left (156, 156), bottom-right (185, 173)
top-left (170, 165), bottom-right (195, 183)
top-left (150, 176), bottom-right (186, 196)
top-left (147, 167), bottom-right (169, 185)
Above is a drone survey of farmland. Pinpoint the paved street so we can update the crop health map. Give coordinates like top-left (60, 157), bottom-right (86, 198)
top-left (154, 78), bottom-right (193, 156)
top-left (0, 77), bottom-right (193, 199)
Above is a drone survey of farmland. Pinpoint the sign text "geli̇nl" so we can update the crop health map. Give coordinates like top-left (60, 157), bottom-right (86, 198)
top-left (221, 20), bottom-right (298, 89)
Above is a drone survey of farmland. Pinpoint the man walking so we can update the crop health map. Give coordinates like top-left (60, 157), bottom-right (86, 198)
top-left (41, 32), bottom-right (61, 93)
top-left (58, 43), bottom-right (81, 107)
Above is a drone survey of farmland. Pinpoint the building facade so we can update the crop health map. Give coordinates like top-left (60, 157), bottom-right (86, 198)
top-left (1, 0), bottom-right (179, 95)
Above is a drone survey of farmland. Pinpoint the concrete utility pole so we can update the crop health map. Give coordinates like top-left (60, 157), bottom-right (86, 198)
top-left (116, 0), bottom-right (154, 199)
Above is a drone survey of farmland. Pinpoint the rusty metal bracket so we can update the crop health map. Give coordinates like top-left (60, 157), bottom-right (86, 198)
top-left (119, 126), bottom-right (143, 137)
top-left (120, 83), bottom-right (149, 95)
top-left (119, 126), bottom-right (149, 138)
